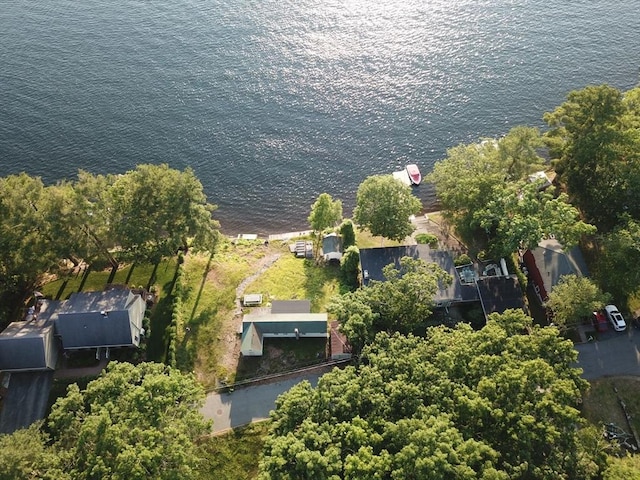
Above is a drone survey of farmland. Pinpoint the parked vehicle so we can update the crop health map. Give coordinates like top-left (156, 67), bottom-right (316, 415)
top-left (591, 311), bottom-right (608, 332)
top-left (604, 305), bottom-right (627, 332)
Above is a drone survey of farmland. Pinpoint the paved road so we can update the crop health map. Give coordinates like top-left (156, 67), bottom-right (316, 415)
top-left (201, 369), bottom-right (330, 434)
top-left (575, 327), bottom-right (640, 380)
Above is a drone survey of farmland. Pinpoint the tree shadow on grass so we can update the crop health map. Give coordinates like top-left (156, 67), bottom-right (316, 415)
top-left (177, 305), bottom-right (219, 374)
top-left (146, 262), bottom-right (181, 362)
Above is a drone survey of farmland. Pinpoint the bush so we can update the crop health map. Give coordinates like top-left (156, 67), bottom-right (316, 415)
top-left (415, 233), bottom-right (438, 248)
top-left (339, 220), bottom-right (356, 250)
top-left (340, 246), bottom-right (360, 290)
top-left (454, 254), bottom-right (472, 266)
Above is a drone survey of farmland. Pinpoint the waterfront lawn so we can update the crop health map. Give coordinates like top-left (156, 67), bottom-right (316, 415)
top-left (179, 241), bottom-right (340, 386)
top-left (176, 239), bottom-right (275, 385)
top-left (244, 255), bottom-right (340, 312)
top-left (355, 228), bottom-right (403, 249)
top-left (41, 259), bottom-right (178, 300)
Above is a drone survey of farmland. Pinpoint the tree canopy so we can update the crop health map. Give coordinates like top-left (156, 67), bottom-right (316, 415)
top-left (109, 164), bottom-right (219, 263)
top-left (260, 310), bottom-right (601, 479)
top-left (329, 256), bottom-right (451, 351)
top-left (594, 217), bottom-right (640, 299)
top-left (428, 126), bottom-right (595, 257)
top-left (544, 84), bottom-right (640, 231)
top-left (0, 165), bottom-right (219, 322)
top-left (47, 362), bottom-right (211, 480)
top-left (353, 175), bottom-right (422, 243)
top-left (545, 275), bottom-right (611, 330)
top-left (308, 193), bottom-right (343, 233)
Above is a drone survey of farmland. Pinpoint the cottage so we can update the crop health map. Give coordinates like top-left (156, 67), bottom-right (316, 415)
top-left (522, 238), bottom-right (589, 304)
top-left (54, 289), bottom-right (146, 350)
top-left (240, 300), bottom-right (328, 356)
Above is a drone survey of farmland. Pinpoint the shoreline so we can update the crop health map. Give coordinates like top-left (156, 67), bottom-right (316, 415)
top-left (220, 204), bottom-right (443, 239)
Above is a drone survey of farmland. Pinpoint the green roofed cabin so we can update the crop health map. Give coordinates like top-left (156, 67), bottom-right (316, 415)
top-left (240, 300), bottom-right (328, 356)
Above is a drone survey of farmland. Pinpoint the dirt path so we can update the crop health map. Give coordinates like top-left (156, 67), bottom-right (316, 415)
top-left (234, 252), bottom-right (282, 311)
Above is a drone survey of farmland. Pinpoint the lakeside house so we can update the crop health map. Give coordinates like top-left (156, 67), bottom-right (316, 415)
top-left (240, 300), bottom-right (328, 357)
top-left (359, 245), bottom-right (525, 318)
top-left (522, 238), bottom-right (589, 304)
top-left (0, 287), bottom-right (146, 434)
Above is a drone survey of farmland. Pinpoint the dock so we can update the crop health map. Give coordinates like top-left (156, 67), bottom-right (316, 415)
top-left (268, 230), bottom-right (313, 242)
top-left (392, 169), bottom-right (411, 186)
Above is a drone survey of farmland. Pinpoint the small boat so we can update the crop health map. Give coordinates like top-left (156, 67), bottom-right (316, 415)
top-left (406, 164), bottom-right (421, 185)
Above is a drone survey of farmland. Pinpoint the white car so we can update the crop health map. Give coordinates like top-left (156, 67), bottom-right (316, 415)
top-left (604, 305), bottom-right (627, 332)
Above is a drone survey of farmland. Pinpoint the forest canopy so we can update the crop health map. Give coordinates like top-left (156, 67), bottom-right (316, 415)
top-left (259, 310), bottom-right (602, 479)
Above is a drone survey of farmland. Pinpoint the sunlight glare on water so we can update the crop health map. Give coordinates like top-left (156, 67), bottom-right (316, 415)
top-left (0, 0), bottom-right (639, 233)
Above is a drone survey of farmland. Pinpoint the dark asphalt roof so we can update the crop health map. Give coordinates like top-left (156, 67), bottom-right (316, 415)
top-left (359, 245), bottom-right (479, 305)
top-left (0, 371), bottom-right (53, 434)
top-left (476, 276), bottom-right (525, 315)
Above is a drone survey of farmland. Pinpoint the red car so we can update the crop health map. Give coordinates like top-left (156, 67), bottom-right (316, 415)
top-left (592, 311), bottom-right (608, 332)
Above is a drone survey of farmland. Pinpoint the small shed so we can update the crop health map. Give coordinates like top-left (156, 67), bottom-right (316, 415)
top-left (322, 233), bottom-right (342, 262)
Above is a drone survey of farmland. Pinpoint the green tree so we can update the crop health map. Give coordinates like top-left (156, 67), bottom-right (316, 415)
top-left (329, 256), bottom-right (450, 350)
top-left (544, 84), bottom-right (640, 231)
top-left (604, 454), bottom-right (640, 480)
top-left (338, 219), bottom-right (356, 249)
top-left (48, 362), bottom-right (211, 480)
top-left (545, 275), bottom-right (611, 330)
top-left (353, 175), bottom-right (422, 243)
top-left (108, 164), bottom-right (219, 263)
top-left (0, 423), bottom-right (64, 480)
top-left (260, 310), bottom-right (596, 479)
top-left (473, 181), bottom-right (596, 257)
top-left (595, 217), bottom-right (640, 299)
top-left (0, 174), bottom-right (60, 321)
top-left (308, 193), bottom-right (343, 259)
top-left (428, 127), bottom-right (561, 254)
top-left (308, 193), bottom-right (343, 233)
top-left (339, 245), bottom-right (360, 290)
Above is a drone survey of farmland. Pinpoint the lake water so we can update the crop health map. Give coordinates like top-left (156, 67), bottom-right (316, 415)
top-left (1, 0), bottom-right (639, 234)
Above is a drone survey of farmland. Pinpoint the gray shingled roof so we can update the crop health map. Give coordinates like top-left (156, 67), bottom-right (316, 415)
top-left (359, 245), bottom-right (479, 305)
top-left (0, 300), bottom-right (59, 372)
top-left (55, 290), bottom-right (145, 349)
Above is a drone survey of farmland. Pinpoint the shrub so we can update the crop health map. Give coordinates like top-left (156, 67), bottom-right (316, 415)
top-left (454, 253), bottom-right (472, 266)
top-left (340, 246), bottom-right (360, 290)
top-left (415, 233), bottom-right (438, 248)
top-left (339, 220), bottom-right (356, 250)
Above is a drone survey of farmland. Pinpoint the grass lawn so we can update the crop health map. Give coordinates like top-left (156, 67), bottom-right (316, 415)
top-left (244, 255), bottom-right (340, 312)
top-left (197, 422), bottom-right (269, 480)
top-left (355, 228), bottom-right (403, 249)
top-left (582, 377), bottom-right (640, 438)
top-left (177, 241), bottom-right (341, 386)
top-left (41, 259), bottom-right (178, 301)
